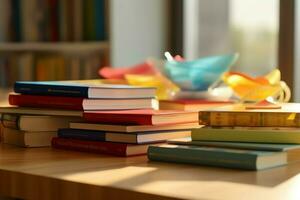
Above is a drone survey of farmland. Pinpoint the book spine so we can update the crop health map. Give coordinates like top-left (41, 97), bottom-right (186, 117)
top-left (9, 94), bottom-right (84, 110)
top-left (83, 113), bottom-right (154, 125)
top-left (58, 128), bottom-right (106, 141)
top-left (199, 112), bottom-right (300, 127)
top-left (52, 137), bottom-right (128, 156)
top-left (47, 0), bottom-right (59, 41)
top-left (94, 0), bottom-right (105, 40)
top-left (148, 146), bottom-right (259, 170)
top-left (10, 0), bottom-right (21, 41)
top-left (83, 0), bottom-right (95, 40)
top-left (1, 114), bottom-right (19, 129)
top-left (14, 82), bottom-right (89, 97)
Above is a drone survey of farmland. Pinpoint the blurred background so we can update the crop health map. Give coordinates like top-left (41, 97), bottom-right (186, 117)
top-left (0, 0), bottom-right (298, 102)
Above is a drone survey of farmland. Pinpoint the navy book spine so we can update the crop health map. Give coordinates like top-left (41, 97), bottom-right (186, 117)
top-left (58, 128), bottom-right (106, 141)
top-left (14, 82), bottom-right (89, 97)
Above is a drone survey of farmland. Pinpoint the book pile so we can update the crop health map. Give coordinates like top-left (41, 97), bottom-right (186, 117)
top-left (54, 109), bottom-right (200, 156)
top-left (148, 103), bottom-right (300, 170)
top-left (0, 80), bottom-right (158, 148)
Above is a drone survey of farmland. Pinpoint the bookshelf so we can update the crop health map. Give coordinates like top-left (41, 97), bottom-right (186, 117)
top-left (0, 0), bottom-right (110, 89)
top-left (0, 42), bottom-right (109, 52)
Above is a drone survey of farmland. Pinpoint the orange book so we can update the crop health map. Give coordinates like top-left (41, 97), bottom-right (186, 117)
top-left (159, 99), bottom-right (233, 111)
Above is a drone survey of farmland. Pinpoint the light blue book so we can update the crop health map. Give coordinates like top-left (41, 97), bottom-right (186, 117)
top-left (148, 144), bottom-right (286, 170)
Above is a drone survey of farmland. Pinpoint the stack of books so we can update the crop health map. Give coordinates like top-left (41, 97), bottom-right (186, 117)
top-left (0, 80), bottom-right (158, 147)
top-left (148, 103), bottom-right (300, 170)
top-left (53, 109), bottom-right (200, 156)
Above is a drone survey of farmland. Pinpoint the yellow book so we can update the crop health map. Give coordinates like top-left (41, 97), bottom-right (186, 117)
top-left (192, 127), bottom-right (300, 144)
top-left (199, 103), bottom-right (300, 127)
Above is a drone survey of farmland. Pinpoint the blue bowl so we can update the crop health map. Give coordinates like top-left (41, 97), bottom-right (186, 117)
top-left (164, 53), bottom-right (239, 91)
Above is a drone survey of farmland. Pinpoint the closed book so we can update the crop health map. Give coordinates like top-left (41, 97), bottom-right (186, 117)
top-left (52, 137), bottom-right (154, 156)
top-left (106, 130), bottom-right (191, 144)
top-left (58, 128), bottom-right (106, 141)
top-left (70, 122), bottom-right (202, 133)
top-left (168, 138), bottom-right (300, 164)
top-left (199, 103), bottom-right (300, 127)
top-left (192, 127), bottom-right (300, 144)
top-left (84, 110), bottom-right (198, 125)
top-left (58, 128), bottom-right (191, 144)
top-left (9, 93), bottom-right (158, 110)
top-left (160, 99), bottom-right (232, 111)
top-left (14, 81), bottom-right (156, 98)
top-left (0, 106), bottom-right (82, 117)
top-left (148, 144), bottom-right (286, 170)
top-left (3, 127), bottom-right (56, 147)
top-left (1, 114), bottom-right (81, 131)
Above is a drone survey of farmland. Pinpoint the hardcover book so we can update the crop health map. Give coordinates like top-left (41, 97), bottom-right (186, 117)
top-left (168, 138), bottom-right (300, 164)
top-left (70, 122), bottom-right (202, 133)
top-left (148, 144), bottom-right (286, 170)
top-left (0, 106), bottom-right (82, 117)
top-left (198, 103), bottom-right (300, 127)
top-left (191, 127), bottom-right (300, 144)
top-left (14, 81), bottom-right (156, 98)
top-left (52, 137), bottom-right (158, 157)
top-left (1, 114), bottom-right (81, 131)
top-left (58, 128), bottom-right (191, 144)
top-left (2, 127), bottom-right (56, 147)
top-left (9, 93), bottom-right (158, 110)
top-left (83, 109), bottom-right (199, 125)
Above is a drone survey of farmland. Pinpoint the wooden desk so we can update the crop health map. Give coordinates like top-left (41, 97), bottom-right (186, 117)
top-left (0, 144), bottom-right (300, 200)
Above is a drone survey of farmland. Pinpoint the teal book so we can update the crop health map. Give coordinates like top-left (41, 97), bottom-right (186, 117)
top-left (168, 137), bottom-right (300, 151)
top-left (148, 144), bottom-right (286, 170)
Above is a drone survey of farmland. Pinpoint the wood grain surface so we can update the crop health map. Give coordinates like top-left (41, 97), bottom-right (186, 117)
top-left (0, 144), bottom-right (300, 200)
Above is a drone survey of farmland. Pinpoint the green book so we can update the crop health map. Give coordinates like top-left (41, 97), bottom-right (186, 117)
top-left (148, 144), bottom-right (286, 170)
top-left (168, 138), bottom-right (300, 164)
top-left (168, 137), bottom-right (300, 151)
top-left (192, 127), bottom-right (300, 144)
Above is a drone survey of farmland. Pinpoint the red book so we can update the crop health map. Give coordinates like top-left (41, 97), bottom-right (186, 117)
top-left (83, 109), bottom-right (198, 125)
top-left (51, 137), bottom-right (151, 157)
top-left (9, 93), bottom-right (157, 110)
top-left (9, 93), bottom-right (84, 110)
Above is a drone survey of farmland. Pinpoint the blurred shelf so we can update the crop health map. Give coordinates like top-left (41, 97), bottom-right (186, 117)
top-left (0, 41), bottom-right (109, 52)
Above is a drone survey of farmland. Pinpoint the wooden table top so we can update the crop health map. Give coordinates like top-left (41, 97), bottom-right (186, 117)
top-left (0, 144), bottom-right (300, 200)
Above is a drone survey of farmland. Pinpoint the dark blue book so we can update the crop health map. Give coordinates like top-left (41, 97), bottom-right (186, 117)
top-left (58, 128), bottom-right (190, 144)
top-left (58, 128), bottom-right (106, 141)
top-left (148, 144), bottom-right (287, 170)
top-left (14, 81), bottom-right (156, 98)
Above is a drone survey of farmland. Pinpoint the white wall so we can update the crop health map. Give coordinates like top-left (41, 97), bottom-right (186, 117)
top-left (183, 0), bottom-right (230, 60)
top-left (110, 0), bottom-right (168, 66)
top-left (294, 1), bottom-right (300, 102)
